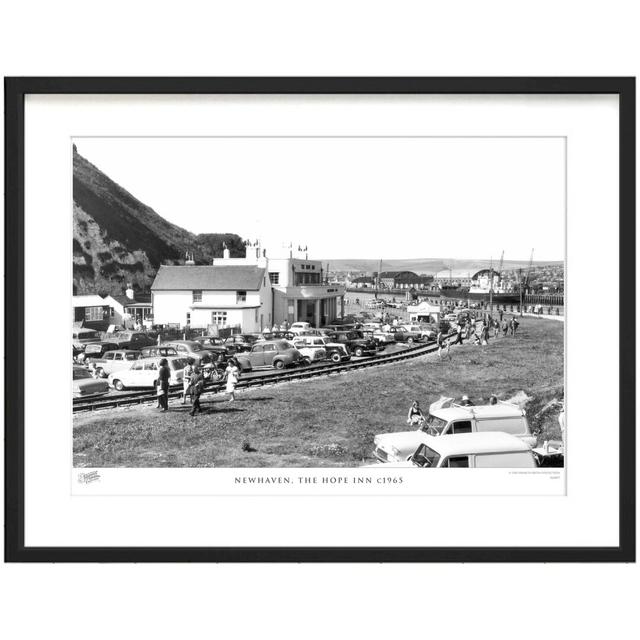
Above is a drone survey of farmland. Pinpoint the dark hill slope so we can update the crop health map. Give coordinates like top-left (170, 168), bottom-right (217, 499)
top-left (73, 146), bottom-right (244, 295)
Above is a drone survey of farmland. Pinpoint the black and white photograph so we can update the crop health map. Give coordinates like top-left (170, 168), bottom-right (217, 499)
top-left (72, 135), bottom-right (565, 472)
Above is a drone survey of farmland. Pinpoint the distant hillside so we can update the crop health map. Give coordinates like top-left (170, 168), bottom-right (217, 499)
top-left (73, 146), bottom-right (244, 295)
top-left (324, 257), bottom-right (564, 275)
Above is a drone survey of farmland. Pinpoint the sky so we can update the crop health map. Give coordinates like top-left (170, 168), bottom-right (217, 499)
top-left (74, 137), bottom-right (565, 262)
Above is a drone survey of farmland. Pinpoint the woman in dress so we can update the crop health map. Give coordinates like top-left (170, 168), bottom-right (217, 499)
top-left (224, 358), bottom-right (240, 402)
top-left (407, 401), bottom-right (425, 427)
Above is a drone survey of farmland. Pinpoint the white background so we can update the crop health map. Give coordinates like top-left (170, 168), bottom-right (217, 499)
top-left (1, 2), bottom-right (638, 640)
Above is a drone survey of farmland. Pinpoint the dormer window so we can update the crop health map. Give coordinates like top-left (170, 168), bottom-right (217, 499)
top-left (236, 290), bottom-right (247, 303)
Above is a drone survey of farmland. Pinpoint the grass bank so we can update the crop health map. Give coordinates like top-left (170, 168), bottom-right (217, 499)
top-left (74, 316), bottom-right (564, 467)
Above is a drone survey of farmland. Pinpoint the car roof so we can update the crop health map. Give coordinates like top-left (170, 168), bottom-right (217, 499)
top-left (422, 432), bottom-right (530, 455)
top-left (431, 403), bottom-right (524, 420)
top-left (112, 349), bottom-right (140, 354)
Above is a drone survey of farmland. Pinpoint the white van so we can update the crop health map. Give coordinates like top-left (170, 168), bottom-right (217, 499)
top-left (373, 402), bottom-right (536, 463)
top-left (405, 432), bottom-right (538, 468)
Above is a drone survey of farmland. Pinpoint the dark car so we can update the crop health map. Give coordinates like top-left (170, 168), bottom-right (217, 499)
top-left (161, 340), bottom-right (218, 365)
top-left (78, 341), bottom-right (120, 364)
top-left (109, 330), bottom-right (156, 350)
top-left (194, 335), bottom-right (235, 351)
top-left (244, 340), bottom-right (302, 369)
top-left (224, 334), bottom-right (261, 353)
top-left (387, 326), bottom-right (423, 344)
top-left (327, 330), bottom-right (378, 357)
top-left (259, 330), bottom-right (296, 341)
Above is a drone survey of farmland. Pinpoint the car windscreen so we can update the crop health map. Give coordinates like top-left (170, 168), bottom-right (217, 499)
top-left (125, 353), bottom-right (139, 360)
top-left (420, 415), bottom-right (448, 435)
top-left (410, 444), bottom-right (441, 468)
top-left (169, 358), bottom-right (189, 370)
top-left (73, 368), bottom-right (93, 380)
top-left (188, 343), bottom-right (204, 351)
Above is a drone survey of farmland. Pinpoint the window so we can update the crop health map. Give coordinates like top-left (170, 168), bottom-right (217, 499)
top-left (84, 306), bottom-right (105, 322)
top-left (114, 353), bottom-right (123, 361)
top-left (131, 362), bottom-right (144, 370)
top-left (236, 291), bottom-right (247, 303)
top-left (125, 353), bottom-right (138, 361)
top-left (251, 344), bottom-right (263, 353)
top-left (269, 272), bottom-right (279, 284)
top-left (144, 361), bottom-right (158, 371)
top-left (192, 290), bottom-right (202, 303)
top-left (263, 344), bottom-right (276, 352)
top-left (444, 456), bottom-right (470, 468)
top-left (451, 421), bottom-right (473, 434)
top-left (211, 311), bottom-right (227, 326)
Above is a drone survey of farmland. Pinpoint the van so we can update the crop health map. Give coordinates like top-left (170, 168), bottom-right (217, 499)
top-left (72, 328), bottom-right (101, 349)
top-left (406, 432), bottom-right (538, 468)
top-left (373, 402), bottom-right (536, 463)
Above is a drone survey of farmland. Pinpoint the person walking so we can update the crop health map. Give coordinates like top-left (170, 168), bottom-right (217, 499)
top-left (181, 361), bottom-right (194, 404)
top-left (224, 358), bottom-right (241, 402)
top-left (156, 358), bottom-right (170, 411)
top-left (502, 319), bottom-right (509, 336)
top-left (493, 319), bottom-right (500, 338)
top-left (452, 323), bottom-right (464, 345)
top-left (512, 316), bottom-right (520, 335)
top-left (189, 367), bottom-right (205, 417)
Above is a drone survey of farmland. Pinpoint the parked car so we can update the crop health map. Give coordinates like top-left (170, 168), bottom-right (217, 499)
top-left (289, 322), bottom-right (312, 333)
top-left (108, 330), bottom-right (157, 350)
top-left (291, 338), bottom-right (327, 364)
top-left (72, 328), bottom-right (102, 351)
top-left (160, 340), bottom-right (219, 366)
top-left (224, 334), bottom-right (261, 353)
top-left (194, 335), bottom-right (235, 351)
top-left (387, 326), bottom-right (422, 344)
top-left (140, 345), bottom-right (179, 358)
top-left (244, 340), bottom-right (302, 369)
top-left (107, 356), bottom-right (190, 391)
top-left (404, 433), bottom-right (538, 468)
top-left (293, 335), bottom-right (350, 363)
top-left (78, 341), bottom-right (120, 364)
top-left (373, 402), bottom-right (537, 463)
top-left (360, 329), bottom-right (395, 346)
top-left (327, 330), bottom-right (378, 357)
top-left (259, 330), bottom-right (297, 341)
top-left (89, 349), bottom-right (142, 377)
top-left (72, 365), bottom-right (110, 398)
top-left (401, 324), bottom-right (436, 341)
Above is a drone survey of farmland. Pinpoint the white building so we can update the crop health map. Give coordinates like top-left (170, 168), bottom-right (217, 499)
top-left (407, 301), bottom-right (441, 323)
top-left (150, 243), bottom-right (345, 332)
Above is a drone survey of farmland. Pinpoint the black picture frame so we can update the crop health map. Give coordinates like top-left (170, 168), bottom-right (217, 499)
top-left (4, 77), bottom-right (635, 563)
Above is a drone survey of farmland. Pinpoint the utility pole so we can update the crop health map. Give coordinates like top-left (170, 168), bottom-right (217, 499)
top-left (489, 256), bottom-right (494, 314)
top-left (518, 268), bottom-right (524, 316)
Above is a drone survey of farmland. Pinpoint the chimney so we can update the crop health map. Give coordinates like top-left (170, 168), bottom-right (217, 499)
top-left (223, 247), bottom-right (230, 259)
top-left (125, 283), bottom-right (135, 300)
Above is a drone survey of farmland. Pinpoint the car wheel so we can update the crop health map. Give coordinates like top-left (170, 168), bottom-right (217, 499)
top-left (302, 357), bottom-right (311, 366)
top-left (274, 360), bottom-right (285, 370)
top-left (407, 337), bottom-right (414, 344)
top-left (354, 347), bottom-right (364, 357)
top-left (330, 352), bottom-right (341, 363)
top-left (113, 379), bottom-right (125, 391)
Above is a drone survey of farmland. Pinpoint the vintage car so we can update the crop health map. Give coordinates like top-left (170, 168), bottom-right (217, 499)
top-left (290, 337), bottom-right (327, 364)
top-left (160, 340), bottom-right (219, 366)
top-left (373, 402), bottom-right (537, 463)
top-left (224, 334), bottom-right (261, 353)
top-left (289, 321), bottom-right (313, 334)
top-left (78, 341), bottom-right (120, 363)
top-left (403, 433), bottom-right (538, 469)
top-left (140, 345), bottom-right (179, 358)
top-left (72, 328), bottom-right (102, 351)
top-left (327, 330), bottom-right (378, 357)
top-left (386, 326), bottom-right (422, 343)
top-left (107, 356), bottom-right (190, 391)
top-left (259, 330), bottom-right (297, 341)
top-left (401, 324), bottom-right (436, 341)
top-left (244, 340), bottom-right (302, 369)
top-left (108, 330), bottom-right (157, 350)
top-left (88, 349), bottom-right (141, 378)
top-left (72, 365), bottom-right (110, 398)
top-left (293, 335), bottom-right (350, 363)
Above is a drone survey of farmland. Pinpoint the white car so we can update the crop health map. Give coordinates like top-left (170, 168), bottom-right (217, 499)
top-left (292, 338), bottom-right (327, 364)
top-left (402, 324), bottom-right (436, 340)
top-left (107, 356), bottom-right (189, 391)
top-left (373, 402), bottom-right (537, 463)
top-left (290, 322), bottom-right (313, 334)
top-left (385, 432), bottom-right (538, 468)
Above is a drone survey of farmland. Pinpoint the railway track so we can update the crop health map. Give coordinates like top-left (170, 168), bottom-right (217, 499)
top-left (73, 340), bottom-right (445, 413)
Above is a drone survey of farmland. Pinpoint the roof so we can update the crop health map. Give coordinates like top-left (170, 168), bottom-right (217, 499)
top-left (151, 265), bottom-right (266, 291)
top-left (423, 432), bottom-right (531, 455)
top-left (72, 295), bottom-right (106, 308)
top-left (431, 403), bottom-right (524, 421)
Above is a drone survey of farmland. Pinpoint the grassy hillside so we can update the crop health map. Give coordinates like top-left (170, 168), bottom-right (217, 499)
top-left (73, 146), bottom-right (244, 295)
